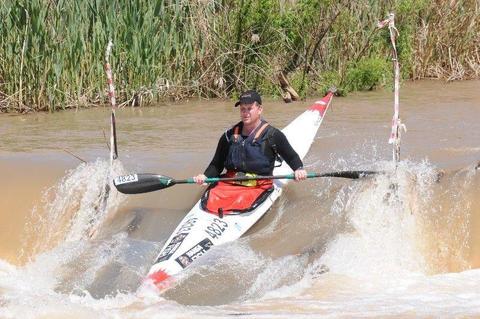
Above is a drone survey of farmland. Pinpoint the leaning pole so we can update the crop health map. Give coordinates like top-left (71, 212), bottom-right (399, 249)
top-left (378, 13), bottom-right (406, 165)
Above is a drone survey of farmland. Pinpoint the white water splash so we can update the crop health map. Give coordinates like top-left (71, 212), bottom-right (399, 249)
top-left (23, 159), bottom-right (127, 256)
top-left (245, 254), bottom-right (308, 300)
top-left (318, 161), bottom-right (438, 280)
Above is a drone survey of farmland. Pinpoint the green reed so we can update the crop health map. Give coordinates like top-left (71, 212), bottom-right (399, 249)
top-left (0, 0), bottom-right (478, 112)
top-left (0, 0), bottom-right (205, 112)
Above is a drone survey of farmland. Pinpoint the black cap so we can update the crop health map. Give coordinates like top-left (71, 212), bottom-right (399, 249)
top-left (234, 90), bottom-right (262, 107)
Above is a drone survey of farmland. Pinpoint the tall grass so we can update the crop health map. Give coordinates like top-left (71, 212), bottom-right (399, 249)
top-left (0, 0), bottom-right (207, 112)
top-left (0, 0), bottom-right (479, 112)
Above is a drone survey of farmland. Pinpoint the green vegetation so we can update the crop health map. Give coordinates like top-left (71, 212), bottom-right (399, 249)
top-left (1, 0), bottom-right (479, 112)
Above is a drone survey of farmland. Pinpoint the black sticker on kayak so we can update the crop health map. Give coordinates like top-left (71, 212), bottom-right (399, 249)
top-left (174, 217), bottom-right (198, 235)
top-left (154, 233), bottom-right (188, 264)
top-left (175, 238), bottom-right (213, 268)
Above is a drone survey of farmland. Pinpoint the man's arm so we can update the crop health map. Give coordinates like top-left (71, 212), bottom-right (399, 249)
top-left (203, 134), bottom-right (229, 177)
top-left (272, 129), bottom-right (307, 181)
top-left (272, 129), bottom-right (303, 171)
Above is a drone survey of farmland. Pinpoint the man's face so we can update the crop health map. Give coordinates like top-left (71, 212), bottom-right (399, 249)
top-left (239, 102), bottom-right (262, 125)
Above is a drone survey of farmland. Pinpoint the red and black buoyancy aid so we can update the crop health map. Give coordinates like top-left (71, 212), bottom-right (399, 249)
top-left (224, 120), bottom-right (275, 175)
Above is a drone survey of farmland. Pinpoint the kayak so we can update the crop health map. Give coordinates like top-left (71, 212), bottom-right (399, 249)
top-left (145, 90), bottom-right (335, 290)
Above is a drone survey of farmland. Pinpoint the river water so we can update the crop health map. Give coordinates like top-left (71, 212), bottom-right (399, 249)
top-left (0, 80), bottom-right (479, 318)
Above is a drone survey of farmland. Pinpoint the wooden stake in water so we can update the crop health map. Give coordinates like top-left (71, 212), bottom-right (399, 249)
top-left (89, 40), bottom-right (119, 239)
top-left (378, 13), bottom-right (406, 164)
top-left (104, 40), bottom-right (118, 163)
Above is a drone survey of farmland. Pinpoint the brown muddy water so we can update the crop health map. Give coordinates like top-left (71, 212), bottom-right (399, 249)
top-left (0, 80), bottom-right (479, 318)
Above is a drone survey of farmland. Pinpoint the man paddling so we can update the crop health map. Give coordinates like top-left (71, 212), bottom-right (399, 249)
top-left (193, 90), bottom-right (307, 214)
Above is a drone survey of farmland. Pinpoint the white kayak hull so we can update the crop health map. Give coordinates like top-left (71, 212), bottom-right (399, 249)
top-left (145, 92), bottom-right (334, 289)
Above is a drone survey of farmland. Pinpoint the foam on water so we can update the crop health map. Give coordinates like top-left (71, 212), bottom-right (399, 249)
top-left (230, 159), bottom-right (479, 315)
top-left (0, 231), bottom-right (172, 318)
top-left (1, 153), bottom-right (479, 317)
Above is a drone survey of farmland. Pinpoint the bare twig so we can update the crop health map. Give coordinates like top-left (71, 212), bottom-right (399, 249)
top-left (62, 148), bottom-right (87, 163)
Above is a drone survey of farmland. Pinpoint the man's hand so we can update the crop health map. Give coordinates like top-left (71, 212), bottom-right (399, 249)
top-left (193, 174), bottom-right (207, 185)
top-left (294, 168), bottom-right (307, 181)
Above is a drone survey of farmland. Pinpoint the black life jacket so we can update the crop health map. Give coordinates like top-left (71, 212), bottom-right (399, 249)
top-left (224, 120), bottom-right (275, 175)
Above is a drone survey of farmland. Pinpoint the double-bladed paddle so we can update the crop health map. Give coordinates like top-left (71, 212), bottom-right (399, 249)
top-left (113, 171), bottom-right (378, 194)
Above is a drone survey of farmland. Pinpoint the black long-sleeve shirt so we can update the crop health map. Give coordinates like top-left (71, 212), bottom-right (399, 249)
top-left (204, 125), bottom-right (303, 177)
